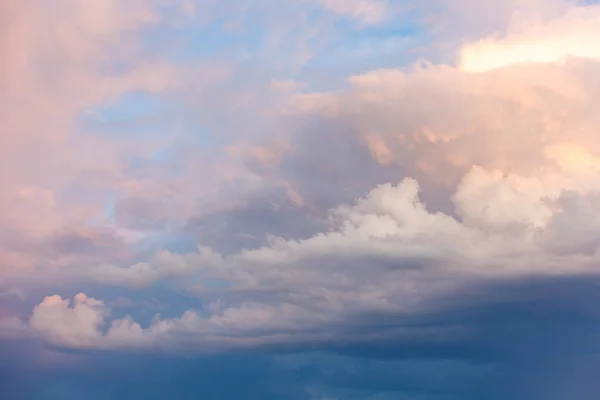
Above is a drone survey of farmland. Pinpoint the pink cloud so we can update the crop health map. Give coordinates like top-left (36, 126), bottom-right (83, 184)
top-left (0, 0), bottom-right (180, 276)
top-left (6, 0), bottom-right (600, 355)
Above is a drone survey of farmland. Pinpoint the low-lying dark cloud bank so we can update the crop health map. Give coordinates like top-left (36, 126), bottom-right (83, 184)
top-left (3, 274), bottom-right (600, 400)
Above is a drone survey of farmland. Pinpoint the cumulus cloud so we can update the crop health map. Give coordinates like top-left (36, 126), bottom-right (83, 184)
top-left (3, 0), bottom-right (600, 374)
top-left (28, 293), bottom-right (110, 348)
top-left (26, 292), bottom-right (327, 350)
top-left (23, 170), bottom-right (600, 350)
top-left (5, 2), bottom-right (600, 400)
top-left (11, 1), bottom-right (597, 352)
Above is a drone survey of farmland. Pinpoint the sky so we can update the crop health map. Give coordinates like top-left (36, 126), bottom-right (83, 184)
top-left (3, 0), bottom-right (600, 398)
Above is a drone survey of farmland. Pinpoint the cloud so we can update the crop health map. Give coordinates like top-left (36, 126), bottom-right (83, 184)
top-left (458, 4), bottom-right (600, 72)
top-left (413, 0), bottom-right (579, 53)
top-left (0, 0), bottom-right (185, 278)
top-left (91, 245), bottom-right (222, 288)
top-left (18, 53), bottom-right (600, 347)
top-left (0, 287), bottom-right (25, 301)
top-left (314, 0), bottom-right (389, 25)
top-left (22, 169), bottom-right (600, 350)
top-left (0, 316), bottom-right (28, 340)
top-left (9, 274), bottom-right (600, 399)
top-left (28, 293), bottom-right (109, 347)
top-left (5, 1), bottom-right (600, 399)
top-left (26, 292), bottom-right (323, 350)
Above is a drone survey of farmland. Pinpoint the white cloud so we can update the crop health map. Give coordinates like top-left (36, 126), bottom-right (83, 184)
top-left (29, 293), bottom-right (109, 347)
top-left (26, 292), bottom-right (331, 350)
top-left (26, 167), bottom-right (600, 349)
top-left (458, 5), bottom-right (600, 72)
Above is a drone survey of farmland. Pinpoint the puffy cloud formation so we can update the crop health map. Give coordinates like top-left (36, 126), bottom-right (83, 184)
top-left (29, 293), bottom-right (109, 347)
top-left (21, 174), bottom-right (600, 350)
top-left (2, 0), bottom-right (600, 373)
top-left (6, 1), bottom-right (600, 399)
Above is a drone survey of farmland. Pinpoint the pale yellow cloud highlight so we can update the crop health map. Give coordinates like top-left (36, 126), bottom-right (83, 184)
top-left (459, 5), bottom-right (600, 72)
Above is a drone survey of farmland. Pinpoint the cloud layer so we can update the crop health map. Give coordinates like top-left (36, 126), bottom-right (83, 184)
top-left (3, 0), bottom-right (600, 398)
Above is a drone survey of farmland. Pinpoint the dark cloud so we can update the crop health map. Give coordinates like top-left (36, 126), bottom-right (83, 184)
top-left (183, 190), bottom-right (327, 254)
top-left (4, 274), bottom-right (600, 399)
top-left (114, 197), bottom-right (172, 231)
